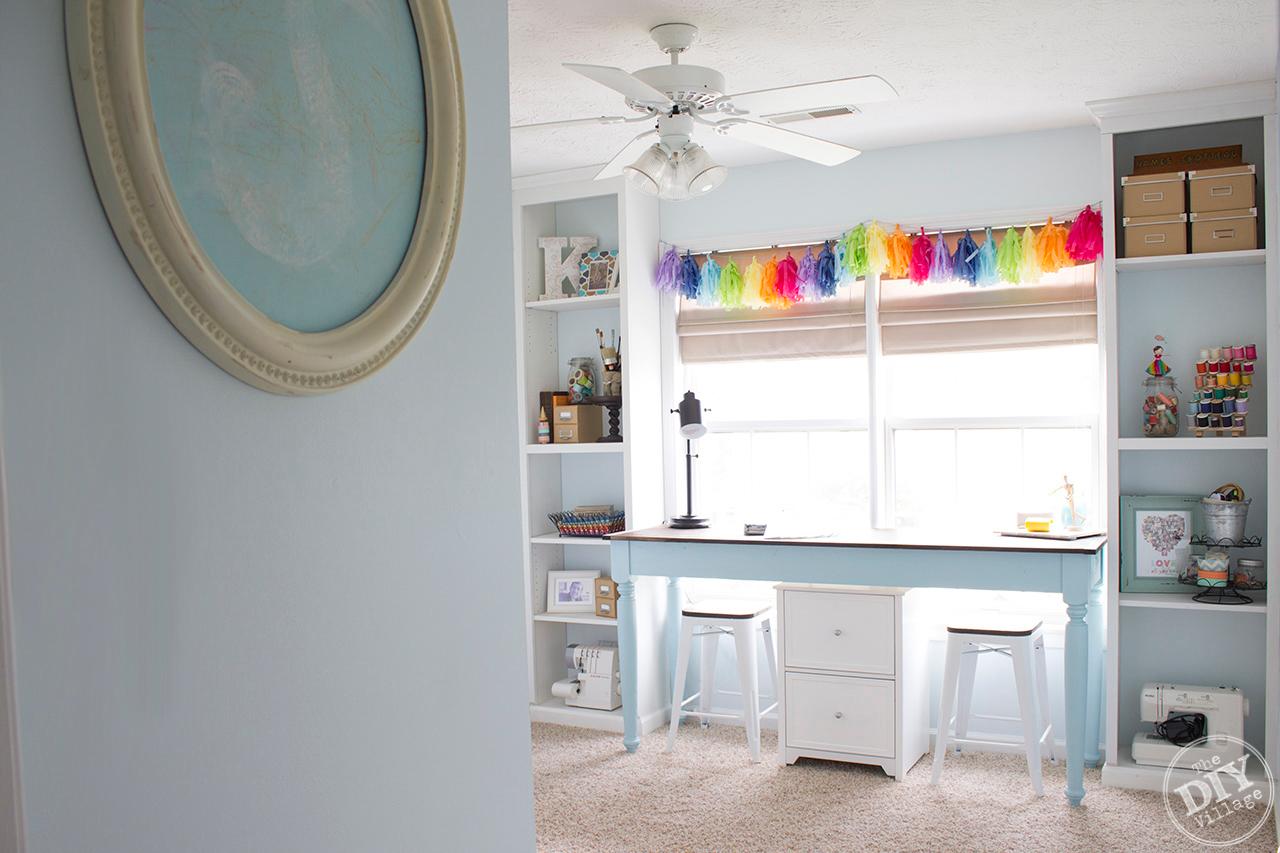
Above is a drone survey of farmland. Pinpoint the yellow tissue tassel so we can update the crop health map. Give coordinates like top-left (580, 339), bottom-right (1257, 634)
top-left (865, 221), bottom-right (889, 276)
top-left (885, 225), bottom-right (912, 279)
top-left (1020, 225), bottom-right (1042, 284)
top-left (743, 256), bottom-right (765, 308)
top-left (1035, 217), bottom-right (1071, 274)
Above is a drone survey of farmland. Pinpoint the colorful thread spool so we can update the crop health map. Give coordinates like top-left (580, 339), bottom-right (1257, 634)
top-left (1233, 413), bottom-right (1247, 429)
top-left (1211, 399), bottom-right (1225, 414)
top-left (1210, 347), bottom-right (1223, 361)
top-left (1196, 360), bottom-right (1208, 374)
top-left (1242, 373), bottom-right (1253, 386)
top-left (1213, 387), bottom-right (1227, 400)
top-left (1196, 413), bottom-right (1210, 428)
top-left (1236, 397), bottom-right (1249, 414)
top-left (1217, 374), bottom-right (1229, 388)
top-left (1242, 361), bottom-right (1255, 374)
top-left (1245, 343), bottom-right (1257, 360)
top-left (1229, 372), bottom-right (1241, 385)
top-left (1223, 397), bottom-right (1236, 414)
top-left (1232, 345), bottom-right (1246, 360)
top-left (1207, 360), bottom-right (1220, 374)
top-left (1218, 359), bottom-right (1231, 373)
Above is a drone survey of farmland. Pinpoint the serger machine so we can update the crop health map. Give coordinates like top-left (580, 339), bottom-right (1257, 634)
top-left (1132, 682), bottom-right (1249, 769)
top-left (551, 642), bottom-right (622, 711)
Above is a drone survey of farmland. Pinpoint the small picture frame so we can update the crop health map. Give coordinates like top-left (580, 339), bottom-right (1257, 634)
top-left (578, 250), bottom-right (619, 296)
top-left (546, 570), bottom-right (600, 613)
top-left (1120, 495), bottom-right (1204, 593)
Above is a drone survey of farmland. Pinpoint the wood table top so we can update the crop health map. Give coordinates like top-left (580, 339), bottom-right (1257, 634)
top-left (608, 524), bottom-right (1107, 555)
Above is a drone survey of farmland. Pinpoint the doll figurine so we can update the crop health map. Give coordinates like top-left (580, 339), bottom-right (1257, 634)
top-left (597, 328), bottom-right (622, 396)
top-left (1147, 339), bottom-right (1171, 377)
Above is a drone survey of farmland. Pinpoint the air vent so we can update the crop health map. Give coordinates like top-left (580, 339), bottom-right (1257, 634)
top-left (763, 105), bottom-right (861, 125)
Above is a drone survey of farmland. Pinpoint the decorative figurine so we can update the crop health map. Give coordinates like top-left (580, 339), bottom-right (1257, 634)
top-left (539, 236), bottom-right (598, 300)
top-left (597, 328), bottom-right (621, 396)
top-left (1052, 474), bottom-right (1085, 530)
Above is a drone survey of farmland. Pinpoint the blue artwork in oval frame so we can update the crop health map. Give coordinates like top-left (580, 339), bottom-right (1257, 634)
top-left (65, 0), bottom-right (466, 394)
top-left (145, 0), bottom-right (428, 333)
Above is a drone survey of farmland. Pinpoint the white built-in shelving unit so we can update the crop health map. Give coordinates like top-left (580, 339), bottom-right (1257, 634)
top-left (511, 176), bottom-right (670, 734)
top-left (1089, 81), bottom-right (1280, 791)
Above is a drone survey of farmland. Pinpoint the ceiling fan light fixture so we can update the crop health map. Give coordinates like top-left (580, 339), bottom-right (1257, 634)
top-left (680, 144), bottom-right (728, 195)
top-left (658, 149), bottom-right (694, 201)
top-left (622, 143), bottom-right (669, 195)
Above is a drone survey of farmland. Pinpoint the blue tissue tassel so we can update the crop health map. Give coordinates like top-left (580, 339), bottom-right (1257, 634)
top-left (974, 227), bottom-right (999, 286)
top-left (655, 246), bottom-right (680, 292)
top-left (679, 252), bottom-right (700, 301)
top-left (696, 256), bottom-right (721, 305)
top-left (952, 230), bottom-right (980, 286)
top-left (816, 241), bottom-right (838, 297)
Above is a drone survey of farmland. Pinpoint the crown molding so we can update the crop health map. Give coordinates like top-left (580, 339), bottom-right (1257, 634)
top-left (1087, 80), bottom-right (1276, 134)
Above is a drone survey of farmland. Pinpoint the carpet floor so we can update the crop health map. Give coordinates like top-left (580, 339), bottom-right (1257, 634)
top-left (532, 722), bottom-right (1277, 852)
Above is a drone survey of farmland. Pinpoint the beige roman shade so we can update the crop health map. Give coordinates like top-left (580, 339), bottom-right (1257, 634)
top-left (678, 280), bottom-right (866, 363)
top-left (878, 263), bottom-right (1097, 355)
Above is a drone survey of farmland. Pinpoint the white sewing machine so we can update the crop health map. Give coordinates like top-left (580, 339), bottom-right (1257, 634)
top-left (551, 643), bottom-right (622, 711)
top-left (1132, 682), bottom-right (1249, 769)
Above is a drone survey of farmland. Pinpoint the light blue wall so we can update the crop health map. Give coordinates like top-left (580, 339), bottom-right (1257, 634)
top-left (0, 2), bottom-right (533, 852)
top-left (659, 125), bottom-right (1104, 244)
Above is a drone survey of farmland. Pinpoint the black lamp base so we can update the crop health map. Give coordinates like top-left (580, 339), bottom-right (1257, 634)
top-left (668, 515), bottom-right (709, 529)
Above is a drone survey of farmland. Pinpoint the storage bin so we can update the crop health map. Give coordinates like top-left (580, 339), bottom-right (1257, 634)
top-left (552, 404), bottom-right (603, 443)
top-left (1123, 213), bottom-right (1187, 257)
top-left (1121, 171), bottom-right (1185, 217)
top-left (1191, 207), bottom-right (1258, 253)
top-left (1189, 165), bottom-right (1255, 213)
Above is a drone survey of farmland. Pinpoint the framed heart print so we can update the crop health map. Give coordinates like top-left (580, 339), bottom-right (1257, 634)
top-left (1120, 495), bottom-right (1204, 593)
top-left (65, 0), bottom-right (465, 394)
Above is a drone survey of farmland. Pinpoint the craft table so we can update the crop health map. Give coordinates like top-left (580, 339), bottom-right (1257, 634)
top-left (608, 525), bottom-right (1107, 806)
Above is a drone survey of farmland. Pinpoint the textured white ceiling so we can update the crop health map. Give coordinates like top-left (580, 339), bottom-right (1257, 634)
top-left (509, 0), bottom-right (1276, 177)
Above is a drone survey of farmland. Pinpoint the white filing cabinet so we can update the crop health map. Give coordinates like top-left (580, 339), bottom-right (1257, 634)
top-left (776, 584), bottom-right (929, 780)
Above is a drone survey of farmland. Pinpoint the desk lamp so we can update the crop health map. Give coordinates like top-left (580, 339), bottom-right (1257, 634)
top-left (669, 391), bottom-right (709, 529)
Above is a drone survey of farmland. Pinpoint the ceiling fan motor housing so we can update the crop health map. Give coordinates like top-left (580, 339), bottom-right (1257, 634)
top-left (629, 65), bottom-right (726, 112)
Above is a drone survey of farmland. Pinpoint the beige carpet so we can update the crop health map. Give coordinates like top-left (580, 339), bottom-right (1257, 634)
top-left (532, 722), bottom-right (1277, 852)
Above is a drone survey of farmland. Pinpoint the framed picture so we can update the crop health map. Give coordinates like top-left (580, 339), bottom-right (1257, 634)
top-left (547, 570), bottom-right (600, 613)
top-left (1120, 495), bottom-right (1204, 593)
top-left (578, 250), bottom-right (619, 296)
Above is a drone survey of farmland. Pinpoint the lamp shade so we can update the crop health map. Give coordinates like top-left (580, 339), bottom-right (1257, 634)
top-left (623, 144), bottom-right (668, 195)
top-left (676, 390), bottom-right (706, 439)
top-left (681, 144), bottom-right (728, 195)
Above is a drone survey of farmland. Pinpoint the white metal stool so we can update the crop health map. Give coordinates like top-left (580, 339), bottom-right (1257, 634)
top-left (666, 599), bottom-right (778, 762)
top-left (931, 618), bottom-right (1057, 795)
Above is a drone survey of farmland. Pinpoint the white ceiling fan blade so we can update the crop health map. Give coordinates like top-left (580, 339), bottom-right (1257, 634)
top-left (594, 131), bottom-right (660, 180)
top-left (511, 116), bottom-right (630, 132)
top-left (715, 120), bottom-right (859, 166)
top-left (564, 63), bottom-right (673, 109)
top-left (722, 75), bottom-right (897, 118)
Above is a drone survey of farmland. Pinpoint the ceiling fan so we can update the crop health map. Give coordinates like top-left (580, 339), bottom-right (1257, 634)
top-left (512, 23), bottom-right (898, 200)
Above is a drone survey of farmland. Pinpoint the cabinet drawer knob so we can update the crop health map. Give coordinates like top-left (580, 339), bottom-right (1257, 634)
top-left (832, 628), bottom-right (843, 637)
top-left (834, 711), bottom-right (844, 719)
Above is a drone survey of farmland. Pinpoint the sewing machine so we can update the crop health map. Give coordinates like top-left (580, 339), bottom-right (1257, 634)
top-left (551, 643), bottom-right (622, 711)
top-left (1132, 682), bottom-right (1249, 769)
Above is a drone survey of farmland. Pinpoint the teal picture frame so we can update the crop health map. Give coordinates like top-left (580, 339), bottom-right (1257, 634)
top-left (1120, 494), bottom-right (1204, 593)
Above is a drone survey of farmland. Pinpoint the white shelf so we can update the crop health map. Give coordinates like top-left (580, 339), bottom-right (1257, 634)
top-left (528, 698), bottom-right (623, 732)
top-left (1117, 436), bottom-right (1269, 451)
top-left (1115, 249), bottom-right (1266, 272)
top-left (525, 442), bottom-right (624, 455)
top-left (530, 533), bottom-right (611, 547)
top-left (525, 293), bottom-right (620, 312)
top-left (1102, 755), bottom-right (1272, 793)
top-left (1118, 591), bottom-right (1268, 614)
top-left (532, 612), bottom-right (618, 627)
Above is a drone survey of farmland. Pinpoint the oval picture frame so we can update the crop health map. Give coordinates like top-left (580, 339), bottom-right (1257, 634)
top-left (65, 0), bottom-right (465, 395)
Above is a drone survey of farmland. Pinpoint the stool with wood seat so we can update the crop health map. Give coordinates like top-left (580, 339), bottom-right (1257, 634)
top-left (931, 617), bottom-right (1057, 796)
top-left (666, 599), bottom-right (778, 762)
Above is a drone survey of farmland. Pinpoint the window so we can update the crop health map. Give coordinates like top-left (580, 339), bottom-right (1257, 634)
top-left (684, 357), bottom-right (869, 525)
top-left (885, 344), bottom-right (1099, 531)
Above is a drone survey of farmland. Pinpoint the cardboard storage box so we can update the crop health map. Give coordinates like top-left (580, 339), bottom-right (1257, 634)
top-left (552, 404), bottom-right (603, 443)
top-left (594, 598), bottom-right (616, 619)
top-left (1189, 165), bottom-right (1256, 213)
top-left (1191, 207), bottom-right (1258, 253)
top-left (1121, 171), bottom-right (1185, 218)
top-left (1123, 213), bottom-right (1187, 257)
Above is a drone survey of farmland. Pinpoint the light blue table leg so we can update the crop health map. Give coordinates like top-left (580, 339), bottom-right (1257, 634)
top-left (1062, 556), bottom-right (1092, 806)
top-left (612, 542), bottom-right (641, 753)
top-left (666, 577), bottom-right (683, 711)
top-left (1084, 551), bottom-right (1105, 768)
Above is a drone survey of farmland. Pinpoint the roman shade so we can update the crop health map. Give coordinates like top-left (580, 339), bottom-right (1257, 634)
top-left (678, 280), bottom-right (866, 362)
top-left (878, 263), bottom-right (1097, 355)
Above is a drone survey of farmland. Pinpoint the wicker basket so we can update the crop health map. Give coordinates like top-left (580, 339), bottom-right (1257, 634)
top-left (548, 510), bottom-right (626, 538)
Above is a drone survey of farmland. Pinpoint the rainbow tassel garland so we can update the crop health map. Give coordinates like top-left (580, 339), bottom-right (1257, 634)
top-left (654, 205), bottom-right (1100, 307)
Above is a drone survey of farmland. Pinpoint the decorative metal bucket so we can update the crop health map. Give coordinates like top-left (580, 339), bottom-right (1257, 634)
top-left (1201, 497), bottom-right (1251, 544)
